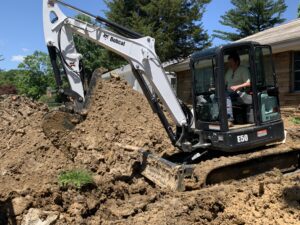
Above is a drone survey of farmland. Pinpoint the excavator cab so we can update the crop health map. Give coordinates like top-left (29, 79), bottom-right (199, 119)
top-left (190, 42), bottom-right (285, 152)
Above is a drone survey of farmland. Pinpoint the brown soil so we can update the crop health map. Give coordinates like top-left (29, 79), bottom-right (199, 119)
top-left (0, 79), bottom-right (299, 225)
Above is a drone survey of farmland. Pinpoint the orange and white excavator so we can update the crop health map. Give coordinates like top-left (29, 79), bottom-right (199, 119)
top-left (42, 0), bottom-right (299, 191)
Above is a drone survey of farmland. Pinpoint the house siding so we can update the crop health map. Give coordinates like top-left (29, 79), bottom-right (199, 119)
top-left (176, 70), bottom-right (192, 104)
top-left (274, 51), bottom-right (300, 106)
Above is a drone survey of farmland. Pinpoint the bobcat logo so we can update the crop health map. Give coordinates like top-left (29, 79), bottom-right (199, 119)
top-left (103, 33), bottom-right (109, 40)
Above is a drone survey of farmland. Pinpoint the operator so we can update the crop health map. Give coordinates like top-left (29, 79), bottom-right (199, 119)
top-left (225, 52), bottom-right (251, 123)
top-left (225, 52), bottom-right (251, 92)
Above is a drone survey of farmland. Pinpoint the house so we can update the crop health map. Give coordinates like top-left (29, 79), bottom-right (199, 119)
top-left (165, 18), bottom-right (300, 106)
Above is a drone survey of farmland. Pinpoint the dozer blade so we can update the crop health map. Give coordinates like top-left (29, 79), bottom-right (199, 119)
top-left (139, 147), bottom-right (300, 191)
top-left (139, 150), bottom-right (194, 191)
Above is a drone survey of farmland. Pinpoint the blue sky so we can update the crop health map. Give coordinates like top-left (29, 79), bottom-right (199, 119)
top-left (0, 0), bottom-right (298, 70)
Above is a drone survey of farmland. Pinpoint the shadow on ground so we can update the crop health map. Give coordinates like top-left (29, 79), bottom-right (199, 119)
top-left (283, 185), bottom-right (300, 209)
top-left (0, 199), bottom-right (17, 225)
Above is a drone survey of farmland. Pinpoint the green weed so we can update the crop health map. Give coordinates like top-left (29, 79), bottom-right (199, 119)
top-left (291, 117), bottom-right (300, 125)
top-left (58, 169), bottom-right (94, 188)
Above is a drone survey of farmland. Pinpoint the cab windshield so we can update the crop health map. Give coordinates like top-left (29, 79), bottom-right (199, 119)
top-left (193, 57), bottom-right (219, 122)
top-left (194, 58), bottom-right (215, 95)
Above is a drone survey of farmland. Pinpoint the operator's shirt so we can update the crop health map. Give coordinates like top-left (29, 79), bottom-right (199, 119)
top-left (225, 65), bottom-right (250, 89)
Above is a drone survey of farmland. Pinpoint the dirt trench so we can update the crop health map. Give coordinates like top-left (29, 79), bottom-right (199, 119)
top-left (0, 78), bottom-right (299, 225)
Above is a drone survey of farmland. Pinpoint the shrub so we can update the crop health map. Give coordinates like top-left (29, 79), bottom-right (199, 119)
top-left (291, 117), bottom-right (300, 125)
top-left (0, 85), bottom-right (18, 95)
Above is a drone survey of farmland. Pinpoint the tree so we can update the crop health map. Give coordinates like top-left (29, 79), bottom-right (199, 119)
top-left (214, 0), bottom-right (287, 41)
top-left (0, 69), bottom-right (20, 95)
top-left (298, 3), bottom-right (300, 18)
top-left (0, 69), bottom-right (22, 86)
top-left (105, 0), bottom-right (212, 61)
top-left (74, 14), bottom-right (125, 76)
top-left (17, 51), bottom-right (55, 100)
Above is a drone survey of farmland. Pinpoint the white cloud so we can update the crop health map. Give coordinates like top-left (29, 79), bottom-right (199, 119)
top-left (11, 55), bottom-right (25, 63)
top-left (22, 48), bottom-right (29, 52)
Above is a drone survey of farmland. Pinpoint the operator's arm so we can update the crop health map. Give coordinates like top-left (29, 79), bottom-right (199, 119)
top-left (230, 67), bottom-right (251, 92)
top-left (230, 81), bottom-right (251, 92)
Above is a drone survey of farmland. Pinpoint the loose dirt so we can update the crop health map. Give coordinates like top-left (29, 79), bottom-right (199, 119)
top-left (0, 78), bottom-right (299, 225)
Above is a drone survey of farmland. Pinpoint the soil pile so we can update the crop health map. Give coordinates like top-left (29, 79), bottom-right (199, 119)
top-left (282, 108), bottom-right (300, 148)
top-left (0, 95), bottom-right (72, 195)
top-left (0, 79), bottom-right (173, 224)
top-left (62, 77), bottom-right (176, 159)
top-left (0, 79), bottom-right (299, 225)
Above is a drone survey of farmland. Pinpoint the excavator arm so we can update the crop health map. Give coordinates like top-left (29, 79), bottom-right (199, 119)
top-left (43, 0), bottom-right (187, 124)
top-left (42, 0), bottom-right (196, 149)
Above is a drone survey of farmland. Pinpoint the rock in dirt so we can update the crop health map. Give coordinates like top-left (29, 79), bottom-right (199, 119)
top-left (12, 196), bottom-right (31, 216)
top-left (68, 202), bottom-right (87, 216)
top-left (21, 208), bottom-right (59, 225)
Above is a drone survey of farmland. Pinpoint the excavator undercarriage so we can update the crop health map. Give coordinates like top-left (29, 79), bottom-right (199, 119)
top-left (139, 146), bottom-right (300, 191)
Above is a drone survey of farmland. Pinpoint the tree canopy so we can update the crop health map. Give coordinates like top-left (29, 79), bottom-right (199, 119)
top-left (105, 0), bottom-right (212, 61)
top-left (0, 52), bottom-right (56, 100)
top-left (214, 0), bottom-right (287, 41)
top-left (17, 51), bottom-right (56, 100)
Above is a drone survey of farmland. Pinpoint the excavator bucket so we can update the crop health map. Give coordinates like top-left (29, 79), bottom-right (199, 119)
top-left (41, 68), bottom-right (106, 143)
top-left (42, 110), bottom-right (82, 145)
top-left (139, 147), bottom-right (300, 191)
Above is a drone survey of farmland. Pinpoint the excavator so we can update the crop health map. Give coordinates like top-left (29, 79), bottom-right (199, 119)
top-left (42, 0), bottom-right (300, 191)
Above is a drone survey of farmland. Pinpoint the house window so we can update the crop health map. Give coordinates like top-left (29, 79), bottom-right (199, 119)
top-left (293, 52), bottom-right (300, 91)
top-left (170, 77), bottom-right (177, 92)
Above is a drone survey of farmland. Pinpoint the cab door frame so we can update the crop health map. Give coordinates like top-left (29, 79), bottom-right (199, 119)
top-left (253, 45), bottom-right (281, 125)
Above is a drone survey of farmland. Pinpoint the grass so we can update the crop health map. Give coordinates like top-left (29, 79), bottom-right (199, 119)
top-left (291, 117), bottom-right (300, 125)
top-left (58, 169), bottom-right (94, 188)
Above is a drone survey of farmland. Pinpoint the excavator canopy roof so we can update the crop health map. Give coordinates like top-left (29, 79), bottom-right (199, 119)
top-left (190, 41), bottom-right (261, 62)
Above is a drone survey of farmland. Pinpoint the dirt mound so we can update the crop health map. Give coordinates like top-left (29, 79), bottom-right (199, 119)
top-left (0, 95), bottom-right (72, 196)
top-left (63, 78), bottom-right (176, 157)
top-left (0, 79), bottom-right (299, 225)
top-left (120, 170), bottom-right (300, 225)
top-left (282, 109), bottom-right (300, 148)
top-left (0, 80), bottom-right (172, 224)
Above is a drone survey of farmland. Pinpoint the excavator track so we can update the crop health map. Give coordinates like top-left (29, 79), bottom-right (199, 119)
top-left (139, 146), bottom-right (300, 191)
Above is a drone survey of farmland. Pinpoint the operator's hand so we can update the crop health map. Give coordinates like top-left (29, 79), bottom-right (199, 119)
top-left (230, 85), bottom-right (240, 92)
